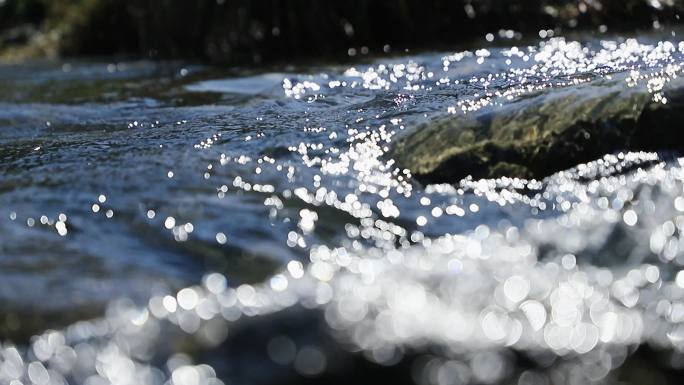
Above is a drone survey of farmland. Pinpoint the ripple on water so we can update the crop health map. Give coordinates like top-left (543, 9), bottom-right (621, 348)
top-left (4, 33), bottom-right (684, 384)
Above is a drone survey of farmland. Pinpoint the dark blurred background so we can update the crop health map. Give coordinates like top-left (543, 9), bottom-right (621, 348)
top-left (0, 0), bottom-right (682, 64)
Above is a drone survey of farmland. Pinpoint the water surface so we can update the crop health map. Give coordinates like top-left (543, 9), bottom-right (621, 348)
top-left (3, 32), bottom-right (684, 385)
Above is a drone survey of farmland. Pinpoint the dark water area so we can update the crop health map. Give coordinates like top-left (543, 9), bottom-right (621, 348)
top-left (5, 23), bottom-right (684, 385)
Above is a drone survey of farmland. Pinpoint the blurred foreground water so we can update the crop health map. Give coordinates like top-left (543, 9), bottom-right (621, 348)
top-left (5, 30), bottom-right (684, 384)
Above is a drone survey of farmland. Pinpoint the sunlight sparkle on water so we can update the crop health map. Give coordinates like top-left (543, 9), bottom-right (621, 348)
top-left (6, 33), bottom-right (684, 385)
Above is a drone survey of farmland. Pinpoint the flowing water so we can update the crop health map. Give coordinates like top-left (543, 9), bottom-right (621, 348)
top-left (3, 32), bottom-right (684, 385)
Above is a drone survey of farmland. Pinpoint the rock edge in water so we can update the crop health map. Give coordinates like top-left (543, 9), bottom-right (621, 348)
top-left (390, 74), bottom-right (684, 183)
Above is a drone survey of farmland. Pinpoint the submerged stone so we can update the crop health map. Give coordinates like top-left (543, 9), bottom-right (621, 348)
top-left (390, 74), bottom-right (684, 183)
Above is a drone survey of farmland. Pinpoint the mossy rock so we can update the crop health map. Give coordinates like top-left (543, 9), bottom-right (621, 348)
top-left (390, 75), bottom-right (684, 183)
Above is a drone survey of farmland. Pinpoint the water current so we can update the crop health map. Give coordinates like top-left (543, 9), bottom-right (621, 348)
top-left (3, 31), bottom-right (684, 384)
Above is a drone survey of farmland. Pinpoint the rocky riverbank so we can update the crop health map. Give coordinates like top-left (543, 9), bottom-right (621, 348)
top-left (1, 0), bottom-right (682, 63)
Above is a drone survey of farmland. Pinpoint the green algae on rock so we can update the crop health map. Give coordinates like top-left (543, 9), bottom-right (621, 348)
top-left (390, 75), bottom-right (684, 183)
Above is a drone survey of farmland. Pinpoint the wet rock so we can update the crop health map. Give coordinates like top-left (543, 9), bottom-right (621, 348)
top-left (390, 75), bottom-right (684, 183)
